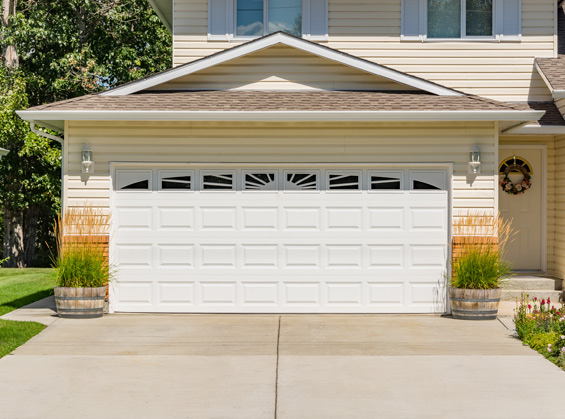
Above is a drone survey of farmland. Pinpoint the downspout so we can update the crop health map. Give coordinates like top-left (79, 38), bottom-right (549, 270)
top-left (29, 121), bottom-right (65, 209)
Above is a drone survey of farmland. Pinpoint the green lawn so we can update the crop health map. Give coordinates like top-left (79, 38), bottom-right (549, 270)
top-left (0, 268), bottom-right (56, 358)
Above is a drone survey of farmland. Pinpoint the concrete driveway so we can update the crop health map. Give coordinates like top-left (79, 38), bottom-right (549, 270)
top-left (1, 300), bottom-right (564, 419)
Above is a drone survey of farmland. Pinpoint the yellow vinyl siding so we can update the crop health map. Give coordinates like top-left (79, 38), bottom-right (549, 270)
top-left (554, 135), bottom-right (565, 282)
top-left (499, 135), bottom-right (555, 274)
top-left (150, 45), bottom-right (414, 91)
top-left (65, 121), bottom-right (497, 219)
top-left (172, 0), bottom-right (555, 101)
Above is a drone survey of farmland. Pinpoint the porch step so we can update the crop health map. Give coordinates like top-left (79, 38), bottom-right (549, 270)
top-left (501, 289), bottom-right (563, 302)
top-left (502, 276), bottom-right (559, 291)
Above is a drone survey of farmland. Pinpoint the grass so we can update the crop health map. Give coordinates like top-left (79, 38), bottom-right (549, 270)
top-left (0, 268), bottom-right (56, 358)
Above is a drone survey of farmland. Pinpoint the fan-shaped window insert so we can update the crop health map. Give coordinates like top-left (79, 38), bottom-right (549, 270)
top-left (116, 170), bottom-right (151, 191)
top-left (499, 156), bottom-right (533, 175)
top-left (328, 172), bottom-right (361, 190)
top-left (244, 172), bottom-right (277, 191)
top-left (411, 171), bottom-right (446, 191)
top-left (284, 172), bottom-right (318, 191)
top-left (159, 171), bottom-right (193, 191)
top-left (201, 172), bottom-right (235, 191)
top-left (369, 171), bottom-right (403, 190)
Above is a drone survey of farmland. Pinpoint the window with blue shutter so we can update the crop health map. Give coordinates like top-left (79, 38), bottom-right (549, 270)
top-left (401, 0), bottom-right (521, 41)
top-left (208, 0), bottom-right (328, 40)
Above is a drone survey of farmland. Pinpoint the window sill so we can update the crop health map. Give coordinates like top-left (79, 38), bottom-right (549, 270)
top-left (207, 34), bottom-right (328, 42)
top-left (401, 36), bottom-right (521, 43)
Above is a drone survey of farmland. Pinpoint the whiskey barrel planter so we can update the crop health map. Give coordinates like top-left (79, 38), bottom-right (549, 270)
top-left (54, 286), bottom-right (106, 319)
top-left (449, 288), bottom-right (502, 320)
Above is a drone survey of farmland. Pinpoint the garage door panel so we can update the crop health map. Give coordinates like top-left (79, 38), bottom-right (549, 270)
top-left (111, 166), bottom-right (449, 313)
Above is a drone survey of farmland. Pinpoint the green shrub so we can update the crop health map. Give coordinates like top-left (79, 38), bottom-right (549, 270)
top-left (525, 332), bottom-right (558, 352)
top-left (451, 245), bottom-right (512, 289)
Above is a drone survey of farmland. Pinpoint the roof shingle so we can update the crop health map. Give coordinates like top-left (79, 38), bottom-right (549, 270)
top-left (536, 57), bottom-right (565, 91)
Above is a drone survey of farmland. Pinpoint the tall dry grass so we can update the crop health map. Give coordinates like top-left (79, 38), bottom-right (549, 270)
top-left (451, 212), bottom-right (515, 289)
top-left (53, 206), bottom-right (112, 288)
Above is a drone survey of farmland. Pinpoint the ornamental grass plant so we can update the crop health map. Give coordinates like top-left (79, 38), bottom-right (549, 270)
top-left (53, 206), bottom-right (112, 288)
top-left (451, 212), bottom-right (514, 289)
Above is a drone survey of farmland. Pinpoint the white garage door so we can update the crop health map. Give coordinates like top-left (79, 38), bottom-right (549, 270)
top-left (110, 164), bottom-right (449, 313)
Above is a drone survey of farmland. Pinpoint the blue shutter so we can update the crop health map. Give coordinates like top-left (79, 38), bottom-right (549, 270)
top-left (402, 0), bottom-right (423, 40)
top-left (500, 0), bottom-right (521, 39)
top-left (306, 0), bottom-right (328, 39)
top-left (209, 0), bottom-right (231, 39)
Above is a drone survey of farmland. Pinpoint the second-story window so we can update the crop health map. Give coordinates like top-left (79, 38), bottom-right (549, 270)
top-left (428, 0), bottom-right (493, 39)
top-left (209, 0), bottom-right (328, 41)
top-left (236, 0), bottom-right (302, 38)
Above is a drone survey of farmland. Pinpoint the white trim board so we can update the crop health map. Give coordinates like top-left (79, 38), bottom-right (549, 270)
top-left (499, 144), bottom-right (548, 273)
top-left (99, 32), bottom-right (463, 97)
top-left (505, 125), bottom-right (565, 135)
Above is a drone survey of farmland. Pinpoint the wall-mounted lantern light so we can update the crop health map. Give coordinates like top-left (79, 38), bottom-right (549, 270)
top-left (82, 145), bottom-right (94, 174)
top-left (0, 148), bottom-right (8, 161)
top-left (468, 144), bottom-right (481, 174)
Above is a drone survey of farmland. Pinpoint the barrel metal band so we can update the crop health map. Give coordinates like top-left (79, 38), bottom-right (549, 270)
top-left (450, 298), bottom-right (500, 303)
top-left (452, 309), bottom-right (498, 315)
top-left (57, 308), bottom-right (104, 312)
top-left (55, 296), bottom-right (105, 301)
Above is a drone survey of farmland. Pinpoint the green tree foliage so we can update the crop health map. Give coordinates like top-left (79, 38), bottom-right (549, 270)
top-left (0, 0), bottom-right (171, 266)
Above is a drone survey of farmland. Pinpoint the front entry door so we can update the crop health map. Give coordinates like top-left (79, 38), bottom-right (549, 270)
top-left (499, 147), bottom-right (543, 271)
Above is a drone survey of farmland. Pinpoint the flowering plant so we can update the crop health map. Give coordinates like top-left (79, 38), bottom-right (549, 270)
top-left (500, 173), bottom-right (531, 195)
top-left (514, 293), bottom-right (565, 369)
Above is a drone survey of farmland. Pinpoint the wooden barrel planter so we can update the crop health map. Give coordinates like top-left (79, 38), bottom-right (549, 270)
top-left (449, 288), bottom-right (502, 320)
top-left (54, 286), bottom-right (106, 319)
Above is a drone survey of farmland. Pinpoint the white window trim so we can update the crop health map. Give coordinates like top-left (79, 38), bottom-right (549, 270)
top-left (401, 0), bottom-right (521, 42)
top-left (208, 0), bottom-right (328, 42)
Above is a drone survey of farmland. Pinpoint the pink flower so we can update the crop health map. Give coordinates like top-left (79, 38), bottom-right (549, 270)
top-left (548, 298), bottom-right (551, 304)
top-left (534, 297), bottom-right (537, 302)
top-left (541, 299), bottom-right (546, 306)
top-left (552, 306), bottom-right (555, 310)
top-left (528, 304), bottom-right (532, 310)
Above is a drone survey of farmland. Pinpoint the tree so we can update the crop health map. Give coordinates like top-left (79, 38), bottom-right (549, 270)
top-left (0, 0), bottom-right (171, 267)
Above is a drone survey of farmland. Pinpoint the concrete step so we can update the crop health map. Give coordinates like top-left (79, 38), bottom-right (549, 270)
top-left (502, 276), bottom-right (558, 291)
top-left (501, 289), bottom-right (563, 302)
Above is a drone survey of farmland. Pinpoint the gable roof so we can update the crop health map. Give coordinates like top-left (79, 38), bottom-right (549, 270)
top-left (535, 57), bottom-right (565, 99)
top-left (101, 32), bottom-right (463, 97)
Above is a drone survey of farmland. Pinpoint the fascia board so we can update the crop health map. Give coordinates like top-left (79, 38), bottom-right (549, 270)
top-left (101, 33), bottom-right (462, 97)
top-left (535, 61), bottom-right (555, 92)
top-left (505, 124), bottom-right (565, 135)
top-left (552, 91), bottom-right (565, 99)
top-left (17, 110), bottom-right (545, 123)
top-left (148, 0), bottom-right (172, 32)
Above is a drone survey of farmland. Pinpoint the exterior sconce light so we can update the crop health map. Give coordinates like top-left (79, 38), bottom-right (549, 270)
top-left (82, 145), bottom-right (94, 174)
top-left (468, 144), bottom-right (481, 174)
top-left (0, 148), bottom-right (8, 161)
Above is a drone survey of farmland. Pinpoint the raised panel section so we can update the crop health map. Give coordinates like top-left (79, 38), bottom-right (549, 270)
top-left (284, 245), bottom-right (321, 268)
top-left (410, 245), bottom-right (447, 268)
top-left (159, 245), bottom-right (195, 267)
top-left (410, 283), bottom-right (437, 304)
top-left (369, 245), bottom-right (404, 268)
top-left (368, 207), bottom-right (404, 230)
top-left (158, 207), bottom-right (194, 230)
top-left (159, 282), bottom-right (195, 304)
top-left (242, 207), bottom-right (278, 230)
top-left (201, 282), bottom-right (237, 305)
top-left (242, 245), bottom-right (278, 267)
top-left (283, 283), bottom-right (321, 305)
top-left (326, 283), bottom-right (363, 305)
top-left (326, 207), bottom-right (363, 230)
top-left (116, 207), bottom-right (152, 230)
top-left (200, 207), bottom-right (237, 230)
top-left (117, 283), bottom-right (152, 304)
top-left (242, 283), bottom-right (278, 305)
top-left (200, 245), bottom-right (237, 267)
top-left (115, 245), bottom-right (152, 267)
top-left (368, 283), bottom-right (404, 305)
top-left (326, 245), bottom-right (362, 268)
top-left (283, 207), bottom-right (321, 230)
top-left (410, 208), bottom-right (447, 230)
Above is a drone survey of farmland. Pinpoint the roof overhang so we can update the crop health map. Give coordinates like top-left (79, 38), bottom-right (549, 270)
top-left (535, 61), bottom-right (565, 99)
top-left (17, 109), bottom-right (545, 131)
top-left (148, 0), bottom-right (172, 32)
top-left (101, 32), bottom-right (463, 97)
top-left (503, 124), bottom-right (565, 135)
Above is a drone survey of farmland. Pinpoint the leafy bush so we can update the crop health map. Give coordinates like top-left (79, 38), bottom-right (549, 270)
top-left (53, 207), bottom-right (113, 288)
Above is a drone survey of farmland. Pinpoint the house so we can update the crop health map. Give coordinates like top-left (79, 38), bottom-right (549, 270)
top-left (17, 0), bottom-right (565, 314)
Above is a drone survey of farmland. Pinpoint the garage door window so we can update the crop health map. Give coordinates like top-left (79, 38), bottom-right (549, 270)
top-left (328, 172), bottom-right (361, 191)
top-left (284, 172), bottom-right (319, 191)
top-left (244, 172), bottom-right (277, 191)
top-left (159, 171), bottom-right (193, 191)
top-left (116, 170), bottom-right (151, 191)
top-left (369, 171), bottom-right (403, 191)
top-left (202, 171), bottom-right (235, 191)
top-left (411, 171), bottom-right (446, 191)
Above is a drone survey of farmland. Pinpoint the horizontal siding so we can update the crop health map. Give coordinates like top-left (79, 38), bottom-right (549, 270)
top-left (554, 135), bottom-right (565, 282)
top-left (65, 121), bottom-right (497, 219)
top-left (151, 45), bottom-right (413, 91)
top-left (172, 0), bottom-right (555, 101)
top-left (499, 135), bottom-right (555, 274)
